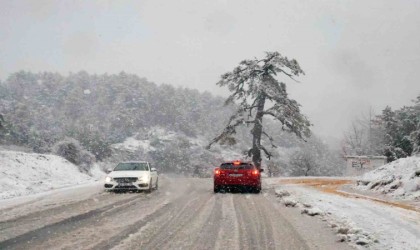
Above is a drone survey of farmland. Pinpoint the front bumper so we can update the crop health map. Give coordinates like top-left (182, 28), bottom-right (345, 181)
top-left (104, 180), bottom-right (151, 190)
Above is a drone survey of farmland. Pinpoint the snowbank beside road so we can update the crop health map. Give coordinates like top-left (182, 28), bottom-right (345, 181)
top-left (356, 156), bottom-right (420, 201)
top-left (0, 150), bottom-right (102, 200)
top-left (267, 178), bottom-right (420, 249)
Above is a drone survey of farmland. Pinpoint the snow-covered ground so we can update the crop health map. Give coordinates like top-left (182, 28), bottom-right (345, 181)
top-left (356, 156), bottom-right (420, 201)
top-left (0, 150), bottom-right (103, 200)
top-left (266, 178), bottom-right (420, 249)
top-left (112, 127), bottom-right (178, 152)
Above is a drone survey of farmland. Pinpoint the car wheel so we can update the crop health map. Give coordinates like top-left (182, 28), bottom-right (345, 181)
top-left (155, 178), bottom-right (159, 190)
top-left (254, 187), bottom-right (261, 194)
top-left (214, 185), bottom-right (220, 193)
top-left (146, 179), bottom-right (153, 193)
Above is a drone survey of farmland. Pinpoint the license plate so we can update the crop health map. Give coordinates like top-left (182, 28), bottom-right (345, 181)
top-left (118, 183), bottom-right (132, 186)
top-left (229, 174), bottom-right (243, 177)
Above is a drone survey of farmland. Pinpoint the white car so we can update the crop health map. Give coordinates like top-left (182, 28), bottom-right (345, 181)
top-left (104, 161), bottom-right (158, 192)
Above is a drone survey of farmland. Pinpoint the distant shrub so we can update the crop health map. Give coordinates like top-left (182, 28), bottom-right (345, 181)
top-left (53, 137), bottom-right (95, 172)
top-left (76, 132), bottom-right (112, 161)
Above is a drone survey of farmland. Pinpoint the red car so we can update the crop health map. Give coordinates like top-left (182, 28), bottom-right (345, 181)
top-left (213, 161), bottom-right (263, 193)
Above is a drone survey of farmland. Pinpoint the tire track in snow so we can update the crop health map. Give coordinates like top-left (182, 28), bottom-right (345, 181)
top-left (122, 191), bottom-right (213, 249)
top-left (0, 191), bottom-right (126, 232)
top-left (0, 194), bottom-right (147, 249)
top-left (32, 178), bottom-right (190, 249)
top-left (234, 193), bottom-right (311, 250)
top-left (190, 195), bottom-right (223, 249)
top-left (92, 188), bottom-right (202, 250)
top-left (214, 194), bottom-right (240, 250)
top-left (234, 194), bottom-right (274, 249)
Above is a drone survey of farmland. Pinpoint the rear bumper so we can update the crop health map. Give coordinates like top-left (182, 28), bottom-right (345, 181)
top-left (214, 178), bottom-right (261, 187)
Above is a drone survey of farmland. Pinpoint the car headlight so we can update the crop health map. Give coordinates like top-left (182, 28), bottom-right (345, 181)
top-left (139, 175), bottom-right (149, 182)
top-left (105, 176), bottom-right (113, 182)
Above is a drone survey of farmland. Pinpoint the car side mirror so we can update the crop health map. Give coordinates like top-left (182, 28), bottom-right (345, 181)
top-left (151, 167), bottom-right (157, 172)
top-left (105, 169), bottom-right (112, 174)
top-left (259, 169), bottom-right (264, 172)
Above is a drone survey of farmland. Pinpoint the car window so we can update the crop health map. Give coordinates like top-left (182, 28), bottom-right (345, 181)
top-left (114, 163), bottom-right (149, 171)
top-left (220, 163), bottom-right (254, 169)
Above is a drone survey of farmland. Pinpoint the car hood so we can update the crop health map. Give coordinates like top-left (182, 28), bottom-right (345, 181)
top-left (108, 171), bottom-right (150, 178)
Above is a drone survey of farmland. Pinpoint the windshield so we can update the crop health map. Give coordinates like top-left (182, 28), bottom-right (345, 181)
top-left (114, 163), bottom-right (149, 171)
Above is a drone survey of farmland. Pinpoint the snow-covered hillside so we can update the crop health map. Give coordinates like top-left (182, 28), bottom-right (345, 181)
top-left (0, 150), bottom-right (102, 200)
top-left (112, 127), bottom-right (177, 153)
top-left (113, 127), bottom-right (239, 154)
top-left (356, 156), bottom-right (420, 201)
top-left (109, 126), bottom-right (244, 173)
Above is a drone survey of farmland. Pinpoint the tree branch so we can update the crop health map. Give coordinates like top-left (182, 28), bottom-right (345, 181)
top-left (260, 145), bottom-right (272, 160)
top-left (262, 130), bottom-right (277, 148)
top-left (278, 68), bottom-right (300, 82)
top-left (262, 110), bottom-right (308, 142)
top-left (206, 114), bottom-right (253, 149)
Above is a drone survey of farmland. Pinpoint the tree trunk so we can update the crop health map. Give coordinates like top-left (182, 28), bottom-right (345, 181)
top-left (251, 94), bottom-right (266, 169)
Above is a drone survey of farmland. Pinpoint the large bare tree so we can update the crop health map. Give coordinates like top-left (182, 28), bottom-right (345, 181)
top-left (207, 52), bottom-right (311, 168)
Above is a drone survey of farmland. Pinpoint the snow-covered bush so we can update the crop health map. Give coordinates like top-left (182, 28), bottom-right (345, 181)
top-left (274, 188), bottom-right (290, 198)
top-left (149, 135), bottom-right (193, 174)
top-left (282, 197), bottom-right (298, 207)
top-left (53, 137), bottom-right (95, 172)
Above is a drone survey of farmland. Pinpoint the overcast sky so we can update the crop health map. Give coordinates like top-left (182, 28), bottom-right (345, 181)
top-left (1, 0), bottom-right (420, 140)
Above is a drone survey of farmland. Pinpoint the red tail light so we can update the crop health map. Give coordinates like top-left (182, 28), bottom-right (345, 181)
top-left (215, 168), bottom-right (220, 175)
top-left (252, 169), bottom-right (259, 175)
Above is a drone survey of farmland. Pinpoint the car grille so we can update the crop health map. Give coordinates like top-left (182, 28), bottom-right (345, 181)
top-left (114, 177), bottom-right (138, 183)
top-left (115, 185), bottom-right (137, 189)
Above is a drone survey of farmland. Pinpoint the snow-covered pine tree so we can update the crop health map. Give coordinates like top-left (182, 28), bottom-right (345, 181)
top-left (379, 102), bottom-right (419, 162)
top-left (408, 95), bottom-right (420, 155)
top-left (207, 51), bottom-right (311, 169)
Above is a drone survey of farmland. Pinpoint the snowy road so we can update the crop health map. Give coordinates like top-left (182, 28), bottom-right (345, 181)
top-left (0, 177), bottom-right (350, 250)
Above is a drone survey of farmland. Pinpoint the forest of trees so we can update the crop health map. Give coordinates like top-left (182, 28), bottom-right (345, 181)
top-left (343, 95), bottom-right (420, 162)
top-left (0, 71), bottom-right (231, 157)
top-left (0, 71), bottom-right (344, 176)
